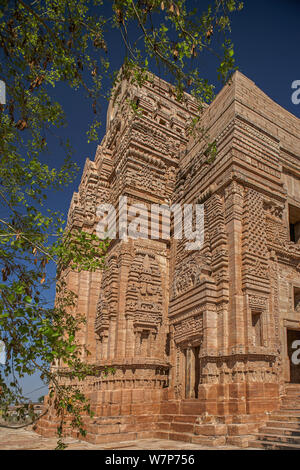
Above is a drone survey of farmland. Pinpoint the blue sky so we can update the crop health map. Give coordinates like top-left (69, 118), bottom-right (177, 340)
top-left (9, 0), bottom-right (300, 401)
top-left (45, 0), bottom-right (300, 216)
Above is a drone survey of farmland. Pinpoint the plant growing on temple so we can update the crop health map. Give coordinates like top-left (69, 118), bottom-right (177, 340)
top-left (0, 0), bottom-right (243, 447)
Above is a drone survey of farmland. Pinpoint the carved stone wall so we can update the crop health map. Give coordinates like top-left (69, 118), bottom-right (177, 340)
top-left (37, 70), bottom-right (300, 445)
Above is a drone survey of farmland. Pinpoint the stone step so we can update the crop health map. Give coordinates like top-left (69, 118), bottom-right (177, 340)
top-left (259, 426), bottom-right (300, 436)
top-left (283, 396), bottom-right (300, 399)
top-left (169, 431), bottom-right (195, 443)
top-left (284, 403), bottom-right (300, 408)
top-left (173, 415), bottom-right (198, 424)
top-left (156, 422), bottom-right (171, 431)
top-left (285, 391), bottom-right (300, 398)
top-left (191, 434), bottom-right (226, 447)
top-left (163, 430), bottom-right (227, 447)
top-left (265, 420), bottom-right (300, 430)
top-left (157, 414), bottom-right (198, 425)
top-left (180, 401), bottom-right (205, 415)
top-left (154, 429), bottom-right (227, 447)
top-left (276, 408), bottom-right (300, 413)
top-left (159, 415), bottom-right (175, 422)
top-left (255, 432), bottom-right (300, 445)
top-left (281, 398), bottom-right (300, 403)
top-left (90, 415), bottom-right (134, 425)
top-left (245, 387), bottom-right (300, 449)
top-left (226, 435), bottom-right (254, 448)
top-left (282, 394), bottom-right (300, 399)
top-left (269, 416), bottom-right (300, 425)
top-left (280, 405), bottom-right (300, 410)
top-left (159, 414), bottom-right (198, 423)
top-left (271, 411), bottom-right (300, 418)
top-left (156, 420), bottom-right (195, 433)
top-left (86, 423), bottom-right (121, 435)
top-left (251, 439), bottom-right (300, 450)
top-left (281, 405), bottom-right (300, 409)
top-left (87, 421), bottom-right (157, 435)
top-left (170, 422), bottom-right (195, 434)
top-left (153, 430), bottom-right (172, 440)
top-left (282, 396), bottom-right (300, 400)
top-left (154, 430), bottom-right (194, 443)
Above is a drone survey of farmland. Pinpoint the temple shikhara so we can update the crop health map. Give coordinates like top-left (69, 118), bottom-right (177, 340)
top-left (37, 71), bottom-right (300, 448)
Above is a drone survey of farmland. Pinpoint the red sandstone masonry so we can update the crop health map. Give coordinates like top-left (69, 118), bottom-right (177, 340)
top-left (36, 71), bottom-right (300, 448)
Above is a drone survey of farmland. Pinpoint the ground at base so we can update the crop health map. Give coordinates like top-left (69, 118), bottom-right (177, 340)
top-left (0, 427), bottom-right (252, 450)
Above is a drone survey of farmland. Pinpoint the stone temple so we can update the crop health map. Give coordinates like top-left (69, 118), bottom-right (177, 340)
top-left (37, 71), bottom-right (300, 448)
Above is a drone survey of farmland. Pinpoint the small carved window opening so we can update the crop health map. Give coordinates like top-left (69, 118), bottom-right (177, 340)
top-left (289, 204), bottom-right (300, 243)
top-left (294, 286), bottom-right (300, 312)
top-left (165, 332), bottom-right (171, 356)
top-left (133, 96), bottom-right (140, 108)
top-left (140, 330), bottom-right (149, 356)
top-left (252, 311), bottom-right (263, 347)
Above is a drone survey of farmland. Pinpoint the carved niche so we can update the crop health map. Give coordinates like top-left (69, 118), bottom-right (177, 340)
top-left (95, 253), bottom-right (118, 341)
top-left (171, 252), bottom-right (211, 299)
top-left (126, 251), bottom-right (163, 332)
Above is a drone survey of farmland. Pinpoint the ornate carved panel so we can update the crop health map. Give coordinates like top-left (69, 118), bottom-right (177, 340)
top-left (173, 314), bottom-right (203, 345)
top-left (126, 251), bottom-right (163, 332)
top-left (95, 253), bottom-right (118, 338)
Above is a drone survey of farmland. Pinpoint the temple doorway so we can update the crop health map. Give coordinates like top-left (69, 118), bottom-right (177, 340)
top-left (287, 329), bottom-right (300, 384)
top-left (184, 346), bottom-right (201, 398)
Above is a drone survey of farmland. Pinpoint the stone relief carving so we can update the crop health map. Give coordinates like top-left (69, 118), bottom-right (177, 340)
top-left (171, 252), bottom-right (211, 299)
top-left (126, 252), bottom-right (163, 331)
top-left (95, 253), bottom-right (118, 339)
top-left (248, 295), bottom-right (268, 311)
top-left (173, 314), bottom-right (203, 345)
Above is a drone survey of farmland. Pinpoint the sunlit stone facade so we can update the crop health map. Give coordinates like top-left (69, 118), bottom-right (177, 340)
top-left (37, 71), bottom-right (300, 447)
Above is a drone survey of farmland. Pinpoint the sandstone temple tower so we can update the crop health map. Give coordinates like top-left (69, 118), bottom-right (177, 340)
top-left (38, 71), bottom-right (300, 448)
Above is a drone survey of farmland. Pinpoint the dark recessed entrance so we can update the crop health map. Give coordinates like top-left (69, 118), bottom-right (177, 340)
top-left (194, 346), bottom-right (200, 399)
top-left (287, 329), bottom-right (300, 384)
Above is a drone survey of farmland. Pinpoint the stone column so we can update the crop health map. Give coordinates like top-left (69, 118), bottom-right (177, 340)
top-left (85, 270), bottom-right (102, 362)
top-left (135, 331), bottom-right (141, 356)
top-left (125, 315), bottom-right (135, 357)
top-left (115, 246), bottom-right (131, 358)
top-left (108, 316), bottom-right (116, 359)
top-left (185, 345), bottom-right (195, 399)
top-left (225, 181), bottom-right (245, 352)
